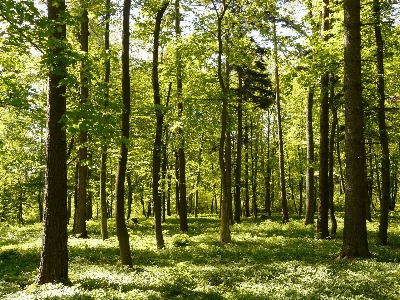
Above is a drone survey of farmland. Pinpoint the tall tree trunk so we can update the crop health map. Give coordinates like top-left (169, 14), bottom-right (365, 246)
top-left (126, 173), bottom-right (133, 220)
top-left (194, 135), bottom-right (204, 218)
top-left (36, 0), bottom-right (68, 284)
top-left (216, 4), bottom-right (231, 242)
top-left (304, 88), bottom-right (315, 225)
top-left (339, 0), bottom-right (370, 258)
top-left (328, 75), bottom-right (338, 235)
top-left (115, 0), bottom-right (133, 267)
top-left (273, 19), bottom-right (288, 223)
top-left (244, 123), bottom-right (250, 217)
top-left (100, 0), bottom-right (111, 241)
top-left (374, 0), bottom-right (390, 245)
top-left (175, 151), bottom-right (180, 215)
top-left (265, 110), bottom-right (272, 217)
top-left (250, 123), bottom-right (259, 218)
top-left (152, 2), bottom-right (169, 249)
top-left (75, 8), bottom-right (89, 238)
top-left (234, 68), bottom-right (243, 223)
top-left (317, 0), bottom-right (330, 239)
top-left (175, 0), bottom-right (188, 232)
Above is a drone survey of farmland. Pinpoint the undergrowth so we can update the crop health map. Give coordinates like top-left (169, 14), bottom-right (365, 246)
top-left (1, 213), bottom-right (400, 299)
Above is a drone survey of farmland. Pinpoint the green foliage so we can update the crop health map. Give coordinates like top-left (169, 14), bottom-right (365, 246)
top-left (2, 216), bottom-right (400, 299)
top-left (171, 233), bottom-right (190, 247)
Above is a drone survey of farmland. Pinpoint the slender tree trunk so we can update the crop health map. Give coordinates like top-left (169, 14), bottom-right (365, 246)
top-left (234, 68), bottom-right (243, 223)
top-left (216, 4), bottom-right (231, 242)
top-left (37, 190), bottom-right (43, 222)
top-left (265, 111), bottom-right (272, 217)
top-left (244, 124), bottom-right (250, 217)
top-left (175, 0), bottom-right (188, 232)
top-left (328, 75), bottom-right (337, 235)
top-left (194, 136), bottom-right (203, 218)
top-left (75, 8), bottom-right (89, 238)
top-left (152, 2), bottom-right (169, 249)
top-left (36, 0), bottom-right (68, 284)
top-left (167, 173), bottom-right (172, 216)
top-left (304, 88), bottom-right (315, 225)
top-left (273, 19), bottom-right (288, 223)
top-left (126, 173), bottom-right (133, 220)
top-left (100, 0), bottom-right (111, 241)
top-left (374, 0), bottom-right (390, 245)
top-left (317, 0), bottom-right (330, 239)
top-left (115, 0), bottom-right (133, 267)
top-left (339, 0), bottom-right (370, 258)
top-left (175, 151), bottom-right (180, 215)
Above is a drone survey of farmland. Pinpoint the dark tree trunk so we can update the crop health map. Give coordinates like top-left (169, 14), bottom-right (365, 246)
top-left (152, 2), bottom-right (169, 248)
top-left (305, 88), bottom-right (315, 225)
top-left (250, 120), bottom-right (258, 218)
top-left (317, 0), bottom-right (330, 239)
top-left (167, 173), bottom-right (172, 216)
top-left (100, 0), bottom-right (111, 241)
top-left (273, 19), bottom-right (288, 223)
top-left (244, 124), bottom-right (250, 217)
top-left (374, 0), bottom-right (390, 245)
top-left (328, 75), bottom-right (337, 235)
top-left (126, 173), bottom-right (133, 220)
top-left (265, 111), bottom-right (272, 217)
top-left (287, 153), bottom-right (298, 215)
top-left (339, 0), bottom-right (370, 258)
top-left (175, 151), bottom-right (180, 215)
top-left (216, 6), bottom-right (231, 243)
top-left (36, 0), bottom-right (68, 284)
top-left (67, 194), bottom-right (71, 224)
top-left (38, 190), bottom-right (43, 223)
top-left (234, 68), bottom-right (243, 223)
top-left (115, 0), bottom-right (133, 267)
top-left (75, 8), bottom-right (89, 238)
top-left (175, 0), bottom-right (188, 232)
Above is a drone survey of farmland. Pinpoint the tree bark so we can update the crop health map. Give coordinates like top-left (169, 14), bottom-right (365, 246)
top-left (339, 0), bottom-right (370, 258)
top-left (304, 88), bottom-right (315, 225)
top-left (328, 75), bottom-right (337, 235)
top-left (216, 3), bottom-right (231, 242)
top-left (100, 0), bottom-right (111, 241)
top-left (273, 19), bottom-right (289, 223)
top-left (36, 0), bottom-right (68, 284)
top-left (234, 68), bottom-right (243, 223)
top-left (317, 0), bottom-right (330, 239)
top-left (374, 0), bottom-right (390, 245)
top-left (115, 0), bottom-right (133, 267)
top-left (175, 0), bottom-right (188, 232)
top-left (75, 8), bottom-right (89, 238)
top-left (152, 2), bottom-right (169, 249)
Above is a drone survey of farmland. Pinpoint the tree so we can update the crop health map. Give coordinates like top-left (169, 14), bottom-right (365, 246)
top-left (317, 0), bottom-right (330, 239)
top-left (75, 6), bottom-right (89, 238)
top-left (152, 1), bottom-right (169, 249)
top-left (36, 0), bottom-right (68, 284)
top-left (175, 0), bottom-right (188, 232)
top-left (115, 0), bottom-right (133, 267)
top-left (304, 88), bottom-right (315, 225)
top-left (373, 0), bottom-right (390, 245)
top-left (100, 0), bottom-right (111, 241)
top-left (339, 0), bottom-right (370, 258)
top-left (272, 18), bottom-right (289, 223)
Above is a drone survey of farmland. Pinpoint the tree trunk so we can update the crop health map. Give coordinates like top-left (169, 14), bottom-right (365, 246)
top-left (100, 0), bottom-right (111, 241)
top-left (265, 110), bottom-right (272, 217)
top-left (36, 0), bottom-right (68, 284)
top-left (317, 0), bottom-right (330, 239)
top-left (328, 75), bottom-right (337, 235)
top-left (126, 173), bottom-right (133, 220)
top-left (216, 5), bottom-right (231, 242)
top-left (175, 151), bottom-right (180, 215)
top-left (339, 0), bottom-right (370, 258)
top-left (374, 0), bottom-right (390, 245)
top-left (115, 0), bottom-right (133, 267)
top-left (75, 8), bottom-right (89, 238)
top-left (37, 190), bottom-right (43, 223)
top-left (304, 88), bottom-right (315, 225)
top-left (234, 68), bottom-right (243, 223)
top-left (152, 2), bottom-right (169, 249)
top-left (175, 0), bottom-right (188, 232)
top-left (273, 19), bottom-right (288, 223)
top-left (244, 124), bottom-right (250, 217)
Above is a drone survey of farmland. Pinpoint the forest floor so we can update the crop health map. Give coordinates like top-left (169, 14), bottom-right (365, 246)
top-left (1, 213), bottom-right (400, 299)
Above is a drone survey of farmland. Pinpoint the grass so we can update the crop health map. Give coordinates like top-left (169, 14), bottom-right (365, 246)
top-left (1, 213), bottom-right (400, 299)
